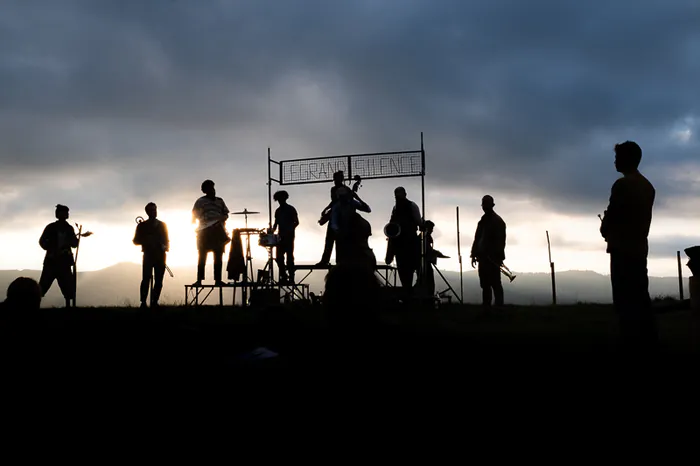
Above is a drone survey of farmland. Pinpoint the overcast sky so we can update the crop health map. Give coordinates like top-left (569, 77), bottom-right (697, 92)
top-left (1, 0), bottom-right (698, 277)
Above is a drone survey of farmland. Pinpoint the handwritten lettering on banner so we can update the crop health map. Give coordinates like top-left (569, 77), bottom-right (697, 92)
top-left (280, 152), bottom-right (423, 185)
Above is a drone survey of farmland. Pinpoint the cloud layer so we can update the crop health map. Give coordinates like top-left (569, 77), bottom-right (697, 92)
top-left (1, 0), bottom-right (698, 272)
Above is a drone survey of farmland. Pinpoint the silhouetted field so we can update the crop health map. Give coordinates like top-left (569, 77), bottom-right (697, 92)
top-left (6, 301), bottom-right (695, 364)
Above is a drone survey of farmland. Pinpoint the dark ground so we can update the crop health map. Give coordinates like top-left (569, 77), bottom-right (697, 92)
top-left (1, 300), bottom-right (697, 377)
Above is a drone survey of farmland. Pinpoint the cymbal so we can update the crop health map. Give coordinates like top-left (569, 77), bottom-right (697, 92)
top-left (232, 209), bottom-right (260, 215)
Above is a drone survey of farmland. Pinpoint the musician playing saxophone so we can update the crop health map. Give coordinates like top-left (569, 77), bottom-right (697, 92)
top-left (38, 204), bottom-right (80, 307)
top-left (133, 202), bottom-right (169, 308)
top-left (471, 195), bottom-right (507, 309)
top-left (385, 187), bottom-right (422, 294)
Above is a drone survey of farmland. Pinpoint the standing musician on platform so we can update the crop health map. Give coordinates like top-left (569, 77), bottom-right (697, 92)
top-left (470, 195), bottom-right (507, 309)
top-left (133, 202), bottom-right (170, 309)
top-left (192, 179), bottom-right (230, 287)
top-left (332, 185), bottom-right (374, 268)
top-left (38, 204), bottom-right (80, 307)
top-left (385, 187), bottom-right (422, 294)
top-left (316, 170), bottom-right (345, 267)
top-left (600, 141), bottom-right (657, 353)
top-left (271, 190), bottom-right (299, 284)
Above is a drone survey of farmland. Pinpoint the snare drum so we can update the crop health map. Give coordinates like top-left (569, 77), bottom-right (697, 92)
top-left (258, 233), bottom-right (281, 247)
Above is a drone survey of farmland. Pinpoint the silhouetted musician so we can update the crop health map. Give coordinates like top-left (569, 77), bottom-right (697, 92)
top-left (192, 179), bottom-right (229, 286)
top-left (316, 170), bottom-right (345, 266)
top-left (133, 202), bottom-right (169, 308)
top-left (38, 204), bottom-right (79, 307)
top-left (272, 190), bottom-right (299, 284)
top-left (470, 195), bottom-right (506, 309)
top-left (332, 186), bottom-right (375, 268)
top-left (385, 187), bottom-right (422, 293)
top-left (600, 140), bottom-right (657, 352)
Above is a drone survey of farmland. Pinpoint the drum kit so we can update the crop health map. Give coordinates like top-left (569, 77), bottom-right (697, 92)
top-left (230, 209), bottom-right (280, 249)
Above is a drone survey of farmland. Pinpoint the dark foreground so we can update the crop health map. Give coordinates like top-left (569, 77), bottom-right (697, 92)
top-left (1, 301), bottom-right (698, 382)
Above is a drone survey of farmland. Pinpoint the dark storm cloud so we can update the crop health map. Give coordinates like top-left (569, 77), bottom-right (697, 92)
top-left (0, 0), bottom-right (699, 222)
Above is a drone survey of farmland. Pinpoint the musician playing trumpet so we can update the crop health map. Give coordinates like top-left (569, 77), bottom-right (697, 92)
top-left (470, 195), bottom-right (507, 309)
top-left (133, 202), bottom-right (169, 308)
top-left (271, 190), bottom-right (299, 284)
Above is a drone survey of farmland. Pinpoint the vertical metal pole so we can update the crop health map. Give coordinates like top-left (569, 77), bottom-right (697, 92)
top-left (547, 230), bottom-right (557, 306)
top-left (73, 224), bottom-right (82, 308)
top-left (420, 132), bottom-right (426, 289)
top-left (268, 148), bottom-right (272, 230)
top-left (268, 147), bottom-right (274, 287)
top-left (456, 206), bottom-right (464, 304)
top-left (678, 250), bottom-right (684, 301)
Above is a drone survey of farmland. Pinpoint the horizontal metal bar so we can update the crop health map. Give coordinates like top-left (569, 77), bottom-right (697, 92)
top-left (280, 172), bottom-right (424, 185)
top-left (281, 150), bottom-right (422, 164)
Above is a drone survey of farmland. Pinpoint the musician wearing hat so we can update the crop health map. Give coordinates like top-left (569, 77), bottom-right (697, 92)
top-left (470, 195), bottom-right (507, 309)
top-left (38, 204), bottom-right (80, 307)
top-left (385, 187), bottom-right (423, 294)
top-left (192, 179), bottom-right (230, 286)
top-left (271, 190), bottom-right (299, 284)
top-left (133, 202), bottom-right (170, 308)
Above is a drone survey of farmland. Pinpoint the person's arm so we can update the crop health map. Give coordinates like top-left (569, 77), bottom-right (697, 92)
top-left (220, 199), bottom-right (230, 222)
top-left (39, 225), bottom-right (51, 251)
top-left (162, 222), bottom-right (170, 252)
top-left (496, 220), bottom-right (507, 262)
top-left (353, 196), bottom-right (371, 213)
top-left (192, 200), bottom-right (200, 224)
top-left (133, 224), bottom-right (143, 246)
top-left (471, 222), bottom-right (482, 267)
top-left (601, 179), bottom-right (624, 239)
top-left (68, 225), bottom-right (79, 248)
top-left (293, 207), bottom-right (299, 229)
top-left (411, 202), bottom-right (422, 228)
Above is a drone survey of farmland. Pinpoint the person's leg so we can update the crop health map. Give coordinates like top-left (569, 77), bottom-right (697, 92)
top-left (611, 253), bottom-right (636, 351)
top-left (629, 255), bottom-right (658, 352)
top-left (493, 271), bottom-right (504, 307)
top-left (213, 247), bottom-right (223, 283)
top-left (140, 255), bottom-right (153, 305)
top-left (38, 263), bottom-right (56, 297)
top-left (318, 226), bottom-right (335, 265)
top-left (396, 254), bottom-right (414, 293)
top-left (478, 261), bottom-right (492, 308)
top-left (276, 244), bottom-right (287, 280)
top-left (56, 264), bottom-right (75, 307)
top-left (287, 236), bottom-right (295, 282)
top-left (196, 249), bottom-right (207, 283)
top-left (152, 257), bottom-right (166, 305)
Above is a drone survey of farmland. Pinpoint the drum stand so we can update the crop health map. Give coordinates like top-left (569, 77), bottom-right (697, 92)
top-left (232, 208), bottom-right (262, 306)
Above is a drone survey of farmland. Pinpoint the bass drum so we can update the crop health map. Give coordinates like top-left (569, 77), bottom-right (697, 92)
top-left (258, 233), bottom-right (281, 248)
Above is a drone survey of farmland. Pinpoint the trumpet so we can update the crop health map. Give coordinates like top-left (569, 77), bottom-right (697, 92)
top-left (383, 222), bottom-right (401, 238)
top-left (481, 256), bottom-right (516, 282)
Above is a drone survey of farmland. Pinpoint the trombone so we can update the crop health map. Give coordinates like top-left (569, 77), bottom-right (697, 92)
top-left (135, 215), bottom-right (174, 278)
